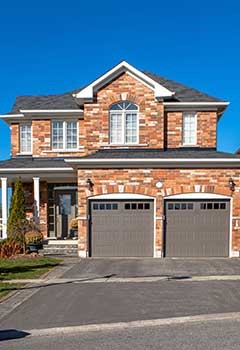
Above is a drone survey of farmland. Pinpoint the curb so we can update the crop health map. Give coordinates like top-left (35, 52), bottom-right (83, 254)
top-left (13, 311), bottom-right (240, 339)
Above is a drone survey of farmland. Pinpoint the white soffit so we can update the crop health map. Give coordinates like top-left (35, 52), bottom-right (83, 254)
top-left (73, 61), bottom-right (174, 101)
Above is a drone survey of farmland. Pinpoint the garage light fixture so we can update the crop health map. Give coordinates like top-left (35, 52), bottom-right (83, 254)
top-left (229, 178), bottom-right (236, 192)
top-left (86, 178), bottom-right (94, 192)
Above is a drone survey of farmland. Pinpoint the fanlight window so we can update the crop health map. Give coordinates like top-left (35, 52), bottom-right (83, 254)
top-left (109, 101), bottom-right (139, 144)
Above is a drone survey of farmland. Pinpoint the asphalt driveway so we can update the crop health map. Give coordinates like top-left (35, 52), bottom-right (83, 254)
top-left (62, 258), bottom-right (240, 279)
top-left (1, 280), bottom-right (240, 330)
top-left (1, 258), bottom-right (240, 332)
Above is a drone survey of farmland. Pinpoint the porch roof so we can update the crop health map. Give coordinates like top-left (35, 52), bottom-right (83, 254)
top-left (76, 148), bottom-right (240, 159)
top-left (0, 156), bottom-right (73, 170)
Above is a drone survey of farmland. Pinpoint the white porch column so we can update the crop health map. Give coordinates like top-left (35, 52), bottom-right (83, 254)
top-left (1, 177), bottom-right (8, 239)
top-left (33, 177), bottom-right (40, 222)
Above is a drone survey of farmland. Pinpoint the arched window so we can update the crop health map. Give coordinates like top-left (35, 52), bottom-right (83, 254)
top-left (109, 101), bottom-right (139, 144)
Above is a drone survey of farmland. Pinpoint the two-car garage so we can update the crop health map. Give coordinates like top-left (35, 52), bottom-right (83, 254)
top-left (88, 194), bottom-right (231, 258)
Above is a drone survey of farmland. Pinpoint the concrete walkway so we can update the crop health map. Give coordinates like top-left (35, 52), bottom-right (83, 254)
top-left (5, 274), bottom-right (240, 285)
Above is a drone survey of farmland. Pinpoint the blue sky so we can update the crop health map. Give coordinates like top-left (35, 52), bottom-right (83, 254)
top-left (0, 0), bottom-right (239, 159)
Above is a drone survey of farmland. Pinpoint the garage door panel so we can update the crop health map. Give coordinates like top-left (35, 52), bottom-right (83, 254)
top-left (165, 200), bottom-right (230, 257)
top-left (90, 200), bottom-right (154, 257)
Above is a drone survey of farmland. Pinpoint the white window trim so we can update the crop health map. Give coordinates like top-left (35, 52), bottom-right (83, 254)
top-left (182, 111), bottom-right (197, 146)
top-left (19, 123), bottom-right (32, 154)
top-left (51, 120), bottom-right (79, 151)
top-left (109, 104), bottom-right (139, 145)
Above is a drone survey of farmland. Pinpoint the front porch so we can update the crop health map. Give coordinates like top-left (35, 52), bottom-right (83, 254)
top-left (0, 157), bottom-right (78, 242)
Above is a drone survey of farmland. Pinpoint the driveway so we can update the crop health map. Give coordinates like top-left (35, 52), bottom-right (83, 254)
top-left (1, 258), bottom-right (240, 332)
top-left (62, 258), bottom-right (240, 279)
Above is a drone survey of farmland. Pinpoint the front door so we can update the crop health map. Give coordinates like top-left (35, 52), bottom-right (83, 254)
top-left (55, 191), bottom-right (77, 239)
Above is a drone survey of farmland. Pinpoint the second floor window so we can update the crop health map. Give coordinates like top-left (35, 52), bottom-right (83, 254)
top-left (20, 124), bottom-right (32, 153)
top-left (52, 121), bottom-right (78, 150)
top-left (110, 101), bottom-right (139, 144)
top-left (182, 112), bottom-right (197, 145)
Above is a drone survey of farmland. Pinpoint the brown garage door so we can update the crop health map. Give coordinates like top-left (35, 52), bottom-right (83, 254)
top-left (164, 199), bottom-right (230, 257)
top-left (90, 200), bottom-right (154, 257)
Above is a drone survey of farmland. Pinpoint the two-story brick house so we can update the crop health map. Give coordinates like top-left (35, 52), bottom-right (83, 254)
top-left (1, 61), bottom-right (240, 258)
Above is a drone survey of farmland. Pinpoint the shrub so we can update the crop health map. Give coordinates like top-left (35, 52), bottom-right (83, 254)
top-left (25, 230), bottom-right (43, 245)
top-left (0, 239), bottom-right (23, 259)
top-left (7, 178), bottom-right (27, 238)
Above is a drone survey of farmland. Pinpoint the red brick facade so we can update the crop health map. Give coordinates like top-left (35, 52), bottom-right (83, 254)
top-left (77, 168), bottom-right (240, 257)
top-left (165, 111), bottom-right (217, 148)
top-left (6, 68), bottom-right (240, 257)
top-left (10, 73), bottom-right (217, 157)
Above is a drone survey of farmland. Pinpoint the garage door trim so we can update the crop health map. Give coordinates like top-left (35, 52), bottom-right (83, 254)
top-left (88, 193), bottom-right (156, 257)
top-left (163, 193), bottom-right (232, 258)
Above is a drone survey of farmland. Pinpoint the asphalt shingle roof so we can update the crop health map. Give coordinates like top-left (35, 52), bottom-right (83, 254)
top-left (0, 157), bottom-right (73, 169)
top-left (81, 148), bottom-right (240, 159)
top-left (10, 71), bottom-right (224, 113)
top-left (0, 149), bottom-right (239, 169)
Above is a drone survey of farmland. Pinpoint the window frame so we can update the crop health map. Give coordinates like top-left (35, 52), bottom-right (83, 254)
top-left (109, 101), bottom-right (139, 145)
top-left (182, 111), bottom-right (197, 146)
top-left (51, 120), bottom-right (79, 151)
top-left (19, 123), bottom-right (32, 154)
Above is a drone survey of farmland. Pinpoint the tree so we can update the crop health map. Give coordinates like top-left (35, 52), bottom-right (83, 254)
top-left (7, 177), bottom-right (27, 238)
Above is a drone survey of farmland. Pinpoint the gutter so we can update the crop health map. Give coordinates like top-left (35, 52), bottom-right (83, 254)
top-left (65, 158), bottom-right (240, 169)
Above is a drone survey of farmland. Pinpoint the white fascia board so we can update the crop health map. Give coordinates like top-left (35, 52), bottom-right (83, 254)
top-left (164, 102), bottom-right (230, 106)
top-left (74, 61), bottom-right (174, 100)
top-left (164, 101), bottom-right (229, 111)
top-left (0, 167), bottom-right (74, 173)
top-left (66, 158), bottom-right (240, 163)
top-left (65, 158), bottom-right (240, 169)
top-left (1, 114), bottom-right (24, 124)
top-left (20, 109), bottom-right (83, 114)
top-left (1, 114), bottom-right (24, 118)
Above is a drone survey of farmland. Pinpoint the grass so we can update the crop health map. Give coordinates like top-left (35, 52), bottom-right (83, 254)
top-left (0, 256), bottom-right (62, 281)
top-left (0, 282), bottom-right (26, 300)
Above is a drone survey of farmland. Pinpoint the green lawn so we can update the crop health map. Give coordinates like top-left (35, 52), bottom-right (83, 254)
top-left (0, 256), bottom-right (62, 281)
top-left (0, 282), bottom-right (26, 299)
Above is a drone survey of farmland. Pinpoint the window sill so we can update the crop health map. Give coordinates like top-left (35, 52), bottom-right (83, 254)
top-left (102, 143), bottom-right (148, 148)
top-left (42, 149), bottom-right (84, 153)
top-left (16, 152), bottom-right (32, 156)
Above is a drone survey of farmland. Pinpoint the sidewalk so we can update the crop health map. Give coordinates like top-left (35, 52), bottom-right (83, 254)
top-left (5, 274), bottom-right (240, 285)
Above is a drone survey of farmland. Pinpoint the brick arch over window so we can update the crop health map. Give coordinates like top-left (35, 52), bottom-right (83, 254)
top-left (108, 93), bottom-right (144, 107)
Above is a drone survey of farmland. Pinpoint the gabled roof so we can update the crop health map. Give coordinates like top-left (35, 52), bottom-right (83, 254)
top-left (73, 61), bottom-right (174, 102)
top-left (8, 61), bottom-right (227, 114)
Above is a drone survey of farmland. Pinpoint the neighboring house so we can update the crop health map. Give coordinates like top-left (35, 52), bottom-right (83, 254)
top-left (0, 61), bottom-right (240, 258)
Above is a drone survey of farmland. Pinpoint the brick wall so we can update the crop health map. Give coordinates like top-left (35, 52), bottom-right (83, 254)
top-left (77, 168), bottom-right (240, 257)
top-left (10, 73), bottom-right (218, 156)
top-left (11, 123), bottom-right (19, 157)
top-left (82, 72), bottom-right (164, 152)
top-left (165, 111), bottom-right (217, 148)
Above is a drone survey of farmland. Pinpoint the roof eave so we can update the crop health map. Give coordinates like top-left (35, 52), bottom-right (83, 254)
top-left (65, 158), bottom-right (240, 169)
